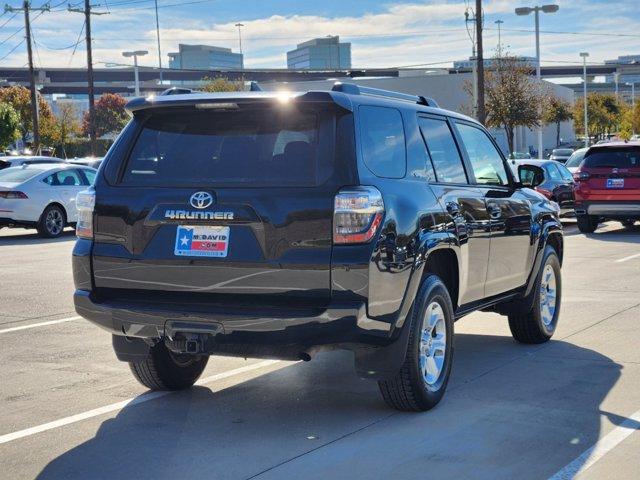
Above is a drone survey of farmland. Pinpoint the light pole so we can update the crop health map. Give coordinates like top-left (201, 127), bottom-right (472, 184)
top-left (515, 4), bottom-right (559, 158)
top-left (122, 50), bottom-right (148, 96)
top-left (614, 72), bottom-right (619, 98)
top-left (154, 0), bottom-right (163, 83)
top-left (235, 23), bottom-right (244, 69)
top-left (580, 52), bottom-right (589, 147)
top-left (494, 19), bottom-right (504, 56)
top-left (626, 82), bottom-right (636, 107)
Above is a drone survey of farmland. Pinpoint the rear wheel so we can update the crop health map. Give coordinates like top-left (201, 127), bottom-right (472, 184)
top-left (36, 204), bottom-right (66, 238)
top-left (508, 246), bottom-right (561, 344)
top-left (129, 342), bottom-right (208, 391)
top-left (577, 214), bottom-right (598, 234)
top-left (378, 275), bottom-right (454, 411)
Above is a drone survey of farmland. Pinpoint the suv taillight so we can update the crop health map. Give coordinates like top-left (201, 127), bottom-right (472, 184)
top-left (0, 191), bottom-right (28, 199)
top-left (333, 186), bottom-right (384, 244)
top-left (76, 189), bottom-right (95, 239)
top-left (573, 170), bottom-right (590, 182)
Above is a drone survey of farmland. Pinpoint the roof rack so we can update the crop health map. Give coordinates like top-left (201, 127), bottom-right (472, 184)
top-left (331, 81), bottom-right (439, 108)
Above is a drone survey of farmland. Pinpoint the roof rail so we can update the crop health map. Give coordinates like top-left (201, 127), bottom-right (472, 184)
top-left (331, 81), bottom-right (439, 108)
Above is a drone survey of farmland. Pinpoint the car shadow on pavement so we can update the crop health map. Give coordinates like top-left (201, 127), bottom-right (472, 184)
top-left (0, 229), bottom-right (76, 245)
top-left (36, 334), bottom-right (625, 480)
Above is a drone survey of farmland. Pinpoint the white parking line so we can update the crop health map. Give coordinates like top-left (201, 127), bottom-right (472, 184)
top-left (0, 316), bottom-right (82, 334)
top-left (0, 359), bottom-right (281, 445)
top-left (548, 408), bottom-right (640, 480)
top-left (615, 252), bottom-right (640, 263)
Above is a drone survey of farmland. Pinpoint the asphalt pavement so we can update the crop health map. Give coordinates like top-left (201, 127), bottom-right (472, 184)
top-left (0, 222), bottom-right (639, 480)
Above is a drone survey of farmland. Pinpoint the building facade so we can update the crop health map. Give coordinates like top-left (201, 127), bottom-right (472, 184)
top-left (604, 55), bottom-right (640, 85)
top-left (287, 36), bottom-right (351, 70)
top-left (168, 44), bottom-right (243, 70)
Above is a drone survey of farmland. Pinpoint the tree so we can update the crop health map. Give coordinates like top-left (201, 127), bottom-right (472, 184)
top-left (573, 93), bottom-right (623, 142)
top-left (0, 86), bottom-right (54, 144)
top-left (0, 102), bottom-right (20, 150)
top-left (82, 93), bottom-right (128, 138)
top-left (619, 105), bottom-right (633, 141)
top-left (479, 55), bottom-right (545, 153)
top-left (200, 76), bottom-right (245, 92)
top-left (54, 103), bottom-right (81, 156)
top-left (543, 96), bottom-right (573, 147)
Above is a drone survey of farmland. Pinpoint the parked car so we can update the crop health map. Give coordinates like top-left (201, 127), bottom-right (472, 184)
top-left (0, 156), bottom-right (64, 170)
top-left (565, 147), bottom-right (588, 175)
top-left (573, 141), bottom-right (640, 232)
top-left (72, 84), bottom-right (564, 411)
top-left (0, 163), bottom-right (97, 237)
top-left (509, 152), bottom-right (531, 160)
top-left (548, 148), bottom-right (574, 163)
top-left (513, 160), bottom-right (575, 215)
top-left (66, 157), bottom-right (104, 170)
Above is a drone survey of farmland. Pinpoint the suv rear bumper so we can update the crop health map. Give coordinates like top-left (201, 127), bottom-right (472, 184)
top-left (575, 201), bottom-right (640, 217)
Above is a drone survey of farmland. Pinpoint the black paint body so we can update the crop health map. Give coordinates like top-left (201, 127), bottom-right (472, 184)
top-left (73, 90), bottom-right (563, 379)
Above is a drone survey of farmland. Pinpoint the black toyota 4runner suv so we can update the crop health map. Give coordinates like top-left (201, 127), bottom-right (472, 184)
top-left (73, 83), bottom-right (563, 411)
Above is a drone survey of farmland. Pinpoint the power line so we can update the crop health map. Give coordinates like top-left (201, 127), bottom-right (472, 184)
top-left (0, 12), bottom-right (18, 28)
top-left (0, 38), bottom-right (25, 62)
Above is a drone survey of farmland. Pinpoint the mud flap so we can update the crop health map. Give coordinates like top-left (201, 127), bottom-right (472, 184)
top-left (112, 334), bottom-right (151, 363)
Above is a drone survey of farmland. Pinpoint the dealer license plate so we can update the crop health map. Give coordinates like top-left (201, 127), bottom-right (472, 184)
top-left (606, 178), bottom-right (624, 189)
top-left (174, 225), bottom-right (230, 258)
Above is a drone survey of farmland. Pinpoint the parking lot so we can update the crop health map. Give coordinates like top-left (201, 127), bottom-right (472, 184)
top-left (0, 221), bottom-right (639, 480)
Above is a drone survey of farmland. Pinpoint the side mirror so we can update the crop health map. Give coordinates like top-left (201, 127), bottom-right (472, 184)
top-left (518, 165), bottom-right (544, 188)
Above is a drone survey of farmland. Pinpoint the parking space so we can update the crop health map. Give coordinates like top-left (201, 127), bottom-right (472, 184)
top-left (0, 222), bottom-right (639, 479)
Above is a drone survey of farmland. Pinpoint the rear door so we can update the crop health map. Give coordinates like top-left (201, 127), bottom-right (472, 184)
top-left (93, 103), bottom-right (353, 305)
top-left (582, 146), bottom-right (640, 200)
top-left (53, 169), bottom-right (85, 222)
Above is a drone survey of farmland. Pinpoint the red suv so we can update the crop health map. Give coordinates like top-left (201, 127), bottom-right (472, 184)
top-left (573, 142), bottom-right (640, 233)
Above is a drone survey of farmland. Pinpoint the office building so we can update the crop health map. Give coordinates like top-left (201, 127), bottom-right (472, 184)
top-left (168, 44), bottom-right (243, 70)
top-left (287, 36), bottom-right (351, 70)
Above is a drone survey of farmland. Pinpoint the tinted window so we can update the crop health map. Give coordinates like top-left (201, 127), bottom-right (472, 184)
top-left (56, 169), bottom-right (83, 186)
top-left (553, 149), bottom-right (573, 156)
top-left (556, 164), bottom-right (573, 182)
top-left (418, 117), bottom-right (467, 184)
top-left (546, 163), bottom-right (563, 182)
top-left (456, 123), bottom-right (508, 186)
top-left (82, 169), bottom-right (97, 185)
top-left (359, 106), bottom-right (406, 178)
top-left (583, 147), bottom-right (640, 169)
top-left (122, 108), bottom-right (332, 187)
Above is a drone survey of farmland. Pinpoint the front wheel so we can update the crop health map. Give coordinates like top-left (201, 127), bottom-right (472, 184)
top-left (129, 342), bottom-right (208, 391)
top-left (508, 246), bottom-right (562, 344)
top-left (378, 275), bottom-right (454, 412)
top-left (576, 214), bottom-right (598, 234)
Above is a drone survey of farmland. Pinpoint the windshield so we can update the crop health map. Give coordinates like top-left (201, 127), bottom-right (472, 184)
top-left (122, 106), bottom-right (336, 187)
top-left (552, 149), bottom-right (573, 156)
top-left (0, 167), bottom-right (40, 183)
top-left (583, 147), bottom-right (640, 168)
top-left (565, 150), bottom-right (586, 167)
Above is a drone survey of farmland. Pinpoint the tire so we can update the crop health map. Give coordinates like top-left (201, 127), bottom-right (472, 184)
top-left (129, 342), bottom-right (209, 391)
top-left (508, 246), bottom-right (561, 344)
top-left (576, 214), bottom-right (598, 234)
top-left (378, 275), bottom-right (455, 412)
top-left (621, 220), bottom-right (636, 228)
top-left (37, 204), bottom-right (66, 238)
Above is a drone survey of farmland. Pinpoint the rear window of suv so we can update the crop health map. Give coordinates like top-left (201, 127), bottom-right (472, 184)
top-left (121, 107), bottom-right (335, 187)
top-left (583, 147), bottom-right (640, 169)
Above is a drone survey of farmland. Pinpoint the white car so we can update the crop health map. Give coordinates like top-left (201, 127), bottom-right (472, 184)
top-left (565, 147), bottom-right (588, 175)
top-left (0, 156), bottom-right (64, 170)
top-left (0, 163), bottom-right (97, 238)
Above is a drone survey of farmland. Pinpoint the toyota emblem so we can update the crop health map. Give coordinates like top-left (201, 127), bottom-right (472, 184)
top-left (190, 191), bottom-right (214, 209)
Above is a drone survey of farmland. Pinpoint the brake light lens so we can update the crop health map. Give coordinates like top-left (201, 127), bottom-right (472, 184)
top-left (573, 171), bottom-right (590, 182)
top-left (333, 186), bottom-right (384, 244)
top-left (0, 191), bottom-right (28, 199)
top-left (76, 189), bottom-right (95, 239)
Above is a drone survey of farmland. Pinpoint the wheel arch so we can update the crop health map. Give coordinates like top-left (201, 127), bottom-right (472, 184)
top-left (41, 202), bottom-right (69, 224)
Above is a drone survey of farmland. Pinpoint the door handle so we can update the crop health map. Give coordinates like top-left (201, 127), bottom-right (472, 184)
top-left (446, 202), bottom-right (460, 216)
top-left (487, 203), bottom-right (502, 219)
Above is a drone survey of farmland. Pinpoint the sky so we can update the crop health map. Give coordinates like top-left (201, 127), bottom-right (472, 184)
top-left (0, 0), bottom-right (639, 71)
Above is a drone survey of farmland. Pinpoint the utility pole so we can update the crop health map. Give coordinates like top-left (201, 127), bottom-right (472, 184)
top-left (475, 0), bottom-right (485, 124)
top-left (5, 1), bottom-right (50, 153)
top-left (154, 0), bottom-right (163, 83)
top-left (69, 1), bottom-right (108, 156)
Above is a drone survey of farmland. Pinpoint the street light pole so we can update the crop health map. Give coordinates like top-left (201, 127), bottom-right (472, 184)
top-left (235, 23), bottom-right (245, 69)
top-left (495, 19), bottom-right (504, 56)
top-left (581, 52), bottom-right (589, 148)
top-left (515, 4), bottom-right (559, 158)
top-left (154, 0), bottom-right (163, 83)
top-left (123, 51), bottom-right (148, 96)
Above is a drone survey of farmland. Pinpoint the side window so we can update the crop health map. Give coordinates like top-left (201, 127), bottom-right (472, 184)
top-left (359, 106), bottom-right (406, 178)
top-left (82, 169), bottom-right (97, 185)
top-left (42, 174), bottom-right (58, 186)
top-left (456, 123), bottom-right (509, 186)
top-left (556, 164), bottom-right (573, 182)
top-left (56, 169), bottom-right (83, 187)
top-left (418, 117), bottom-right (467, 184)
top-left (547, 164), bottom-right (563, 182)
